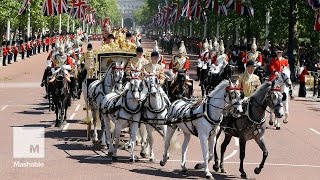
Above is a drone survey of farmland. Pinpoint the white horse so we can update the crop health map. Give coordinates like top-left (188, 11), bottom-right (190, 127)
top-left (142, 74), bottom-right (171, 161)
top-left (269, 67), bottom-right (292, 129)
top-left (160, 80), bottom-right (243, 179)
top-left (106, 76), bottom-right (148, 162)
top-left (85, 61), bottom-right (125, 144)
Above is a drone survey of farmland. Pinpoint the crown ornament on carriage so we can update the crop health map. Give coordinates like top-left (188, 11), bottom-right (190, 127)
top-left (97, 30), bottom-right (137, 54)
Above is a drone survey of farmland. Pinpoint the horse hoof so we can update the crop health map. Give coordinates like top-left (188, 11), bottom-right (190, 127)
top-left (206, 175), bottom-right (214, 179)
top-left (129, 158), bottom-right (135, 163)
top-left (112, 156), bottom-right (118, 161)
top-left (283, 120), bottom-right (288, 124)
top-left (100, 144), bottom-right (107, 149)
top-left (221, 168), bottom-right (226, 173)
top-left (269, 120), bottom-right (273, 126)
top-left (254, 167), bottom-right (261, 174)
top-left (160, 160), bottom-right (166, 166)
top-left (240, 173), bottom-right (247, 179)
top-left (276, 127), bottom-right (280, 130)
top-left (194, 163), bottom-right (202, 169)
top-left (107, 152), bottom-right (113, 157)
top-left (212, 164), bottom-right (219, 172)
top-left (140, 152), bottom-right (147, 158)
top-left (54, 123), bottom-right (59, 127)
top-left (149, 158), bottom-right (155, 163)
top-left (181, 169), bottom-right (189, 175)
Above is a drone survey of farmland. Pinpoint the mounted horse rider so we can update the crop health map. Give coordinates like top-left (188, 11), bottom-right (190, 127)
top-left (168, 41), bottom-right (190, 77)
top-left (210, 40), bottom-right (229, 75)
top-left (269, 46), bottom-right (293, 97)
top-left (196, 38), bottom-right (210, 82)
top-left (152, 40), bottom-right (166, 68)
top-left (246, 38), bottom-right (265, 81)
top-left (238, 60), bottom-right (262, 97)
top-left (79, 43), bottom-right (97, 110)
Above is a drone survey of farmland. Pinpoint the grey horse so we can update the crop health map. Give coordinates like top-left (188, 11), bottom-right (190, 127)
top-left (212, 80), bottom-right (286, 179)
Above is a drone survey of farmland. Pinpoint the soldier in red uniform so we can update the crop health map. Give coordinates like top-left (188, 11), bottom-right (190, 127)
top-left (2, 41), bottom-right (8, 66)
top-left (45, 36), bottom-right (50, 52)
top-left (13, 41), bottom-right (18, 62)
top-left (37, 36), bottom-right (41, 54)
top-left (269, 46), bottom-right (289, 76)
top-left (7, 42), bottom-right (13, 64)
top-left (168, 41), bottom-right (190, 75)
top-left (20, 40), bottom-right (25, 60)
top-left (26, 38), bottom-right (31, 58)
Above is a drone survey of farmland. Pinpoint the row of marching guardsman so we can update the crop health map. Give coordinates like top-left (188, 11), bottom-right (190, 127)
top-left (41, 35), bottom-right (85, 101)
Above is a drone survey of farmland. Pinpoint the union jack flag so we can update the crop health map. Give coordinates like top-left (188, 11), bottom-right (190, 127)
top-left (42, 0), bottom-right (58, 16)
top-left (56, 0), bottom-right (68, 14)
top-left (213, 0), bottom-right (228, 16)
top-left (181, 0), bottom-right (191, 19)
top-left (70, 0), bottom-right (87, 20)
top-left (226, 0), bottom-right (254, 16)
top-left (190, 0), bottom-right (201, 19)
top-left (18, 0), bottom-right (31, 15)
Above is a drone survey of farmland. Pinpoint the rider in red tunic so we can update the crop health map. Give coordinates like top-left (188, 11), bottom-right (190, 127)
top-left (269, 46), bottom-right (289, 76)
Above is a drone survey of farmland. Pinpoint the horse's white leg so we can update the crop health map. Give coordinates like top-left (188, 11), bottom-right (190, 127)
top-left (111, 120), bottom-right (123, 160)
top-left (269, 109), bottom-right (274, 126)
top-left (146, 125), bottom-right (154, 161)
top-left (100, 112), bottom-right (108, 148)
top-left (181, 132), bottom-right (191, 174)
top-left (199, 133), bottom-right (213, 179)
top-left (92, 108), bottom-right (99, 142)
top-left (283, 99), bottom-right (289, 124)
top-left (139, 123), bottom-right (148, 158)
top-left (195, 126), bottom-right (220, 170)
top-left (129, 122), bottom-right (139, 162)
top-left (160, 125), bottom-right (177, 166)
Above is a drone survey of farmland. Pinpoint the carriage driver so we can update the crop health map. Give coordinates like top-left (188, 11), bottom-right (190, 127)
top-left (245, 38), bottom-right (263, 68)
top-left (238, 60), bottom-right (261, 97)
top-left (125, 46), bottom-right (149, 79)
top-left (141, 51), bottom-right (166, 85)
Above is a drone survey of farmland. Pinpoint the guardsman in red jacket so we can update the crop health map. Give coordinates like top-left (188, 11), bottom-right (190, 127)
top-left (26, 39), bottom-right (31, 58)
top-left (37, 37), bottom-right (41, 54)
top-left (13, 41), bottom-right (18, 62)
top-left (2, 41), bottom-right (8, 66)
top-left (20, 40), bottom-right (25, 60)
top-left (51, 36), bottom-right (56, 50)
top-left (269, 46), bottom-right (289, 76)
top-left (45, 36), bottom-right (50, 52)
top-left (7, 43), bottom-right (13, 64)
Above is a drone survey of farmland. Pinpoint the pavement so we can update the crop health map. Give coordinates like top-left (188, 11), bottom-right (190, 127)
top-left (0, 37), bottom-right (319, 180)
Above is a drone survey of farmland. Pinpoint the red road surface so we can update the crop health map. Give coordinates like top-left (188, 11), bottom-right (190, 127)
top-left (0, 37), bottom-right (319, 180)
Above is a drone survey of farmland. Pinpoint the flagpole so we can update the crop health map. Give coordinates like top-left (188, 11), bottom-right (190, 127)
top-left (265, 8), bottom-right (270, 50)
top-left (203, 22), bottom-right (207, 38)
top-left (235, 22), bottom-right (240, 45)
top-left (72, 20), bottom-right (75, 32)
top-left (189, 21), bottom-right (192, 37)
top-left (6, 19), bottom-right (10, 41)
top-left (59, 14), bottom-right (62, 34)
top-left (216, 19), bottom-right (220, 40)
top-left (83, 19), bottom-right (85, 32)
top-left (27, 1), bottom-right (31, 38)
top-left (67, 15), bottom-right (70, 33)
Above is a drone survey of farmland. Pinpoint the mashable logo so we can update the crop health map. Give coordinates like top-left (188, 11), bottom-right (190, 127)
top-left (13, 127), bottom-right (45, 158)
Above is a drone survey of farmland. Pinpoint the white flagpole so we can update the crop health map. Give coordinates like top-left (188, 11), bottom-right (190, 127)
top-left (265, 8), bottom-right (270, 49)
top-left (82, 19), bottom-right (85, 32)
top-left (235, 22), bottom-right (240, 45)
top-left (204, 22), bottom-right (207, 38)
top-left (67, 15), bottom-right (70, 33)
top-left (6, 20), bottom-right (10, 41)
top-left (59, 14), bottom-right (62, 34)
top-left (27, 2), bottom-right (31, 38)
top-left (216, 20), bottom-right (220, 40)
top-left (72, 20), bottom-right (75, 32)
top-left (189, 21), bottom-right (192, 37)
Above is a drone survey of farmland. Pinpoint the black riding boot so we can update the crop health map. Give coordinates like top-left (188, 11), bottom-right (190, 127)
top-left (196, 67), bottom-right (201, 81)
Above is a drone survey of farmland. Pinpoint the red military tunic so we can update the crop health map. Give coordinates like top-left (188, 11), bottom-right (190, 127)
top-left (45, 37), bottom-right (50, 45)
top-left (169, 56), bottom-right (190, 73)
top-left (211, 54), bottom-right (217, 65)
top-left (13, 46), bottom-right (18, 55)
top-left (26, 42), bottom-right (31, 50)
top-left (21, 44), bottom-right (25, 53)
top-left (299, 68), bottom-right (308, 83)
top-left (269, 57), bottom-right (289, 75)
top-left (66, 56), bottom-right (74, 68)
top-left (2, 46), bottom-right (8, 56)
